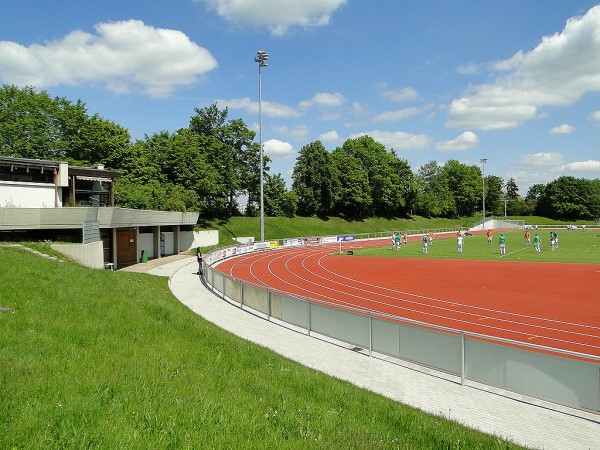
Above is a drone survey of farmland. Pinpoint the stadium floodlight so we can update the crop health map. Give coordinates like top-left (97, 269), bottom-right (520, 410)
top-left (254, 51), bottom-right (269, 242)
top-left (480, 158), bottom-right (488, 228)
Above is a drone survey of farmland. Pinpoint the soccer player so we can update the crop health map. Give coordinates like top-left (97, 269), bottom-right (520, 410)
top-left (428, 231), bottom-right (433, 245)
top-left (533, 233), bottom-right (542, 253)
top-left (457, 234), bottom-right (464, 253)
top-left (486, 229), bottom-right (493, 245)
top-left (402, 232), bottom-right (408, 247)
top-left (524, 230), bottom-right (531, 246)
top-left (391, 232), bottom-right (397, 250)
top-left (498, 234), bottom-right (507, 255)
top-left (394, 232), bottom-right (401, 251)
top-left (422, 234), bottom-right (429, 253)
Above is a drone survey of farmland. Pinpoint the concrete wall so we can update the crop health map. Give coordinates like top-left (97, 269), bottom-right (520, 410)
top-left (189, 230), bottom-right (219, 249)
top-left (51, 240), bottom-right (104, 269)
top-left (0, 181), bottom-right (58, 208)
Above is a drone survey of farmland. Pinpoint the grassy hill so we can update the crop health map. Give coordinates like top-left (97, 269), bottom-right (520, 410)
top-left (202, 214), bottom-right (590, 249)
top-left (0, 244), bottom-right (524, 449)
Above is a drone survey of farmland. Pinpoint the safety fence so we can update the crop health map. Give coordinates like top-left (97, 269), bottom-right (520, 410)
top-left (203, 236), bottom-right (600, 414)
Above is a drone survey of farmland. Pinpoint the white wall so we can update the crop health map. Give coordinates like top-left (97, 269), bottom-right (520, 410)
top-left (139, 233), bottom-right (155, 259)
top-left (51, 241), bottom-right (104, 269)
top-left (189, 230), bottom-right (219, 249)
top-left (0, 181), bottom-right (58, 208)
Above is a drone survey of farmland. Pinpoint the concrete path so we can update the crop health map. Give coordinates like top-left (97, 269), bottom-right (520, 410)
top-left (130, 256), bottom-right (600, 450)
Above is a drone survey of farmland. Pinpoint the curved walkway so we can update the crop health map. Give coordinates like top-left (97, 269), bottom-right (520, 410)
top-left (135, 255), bottom-right (600, 450)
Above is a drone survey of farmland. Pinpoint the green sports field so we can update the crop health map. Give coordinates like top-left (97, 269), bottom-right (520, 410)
top-left (354, 229), bottom-right (600, 264)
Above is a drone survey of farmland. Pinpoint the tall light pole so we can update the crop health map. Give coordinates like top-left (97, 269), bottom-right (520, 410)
top-left (480, 158), bottom-right (487, 228)
top-left (254, 50), bottom-right (268, 242)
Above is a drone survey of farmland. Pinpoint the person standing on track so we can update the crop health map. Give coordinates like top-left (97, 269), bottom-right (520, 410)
top-left (422, 234), bottom-right (429, 253)
top-left (498, 233), bottom-right (507, 255)
top-left (486, 229), bottom-right (493, 245)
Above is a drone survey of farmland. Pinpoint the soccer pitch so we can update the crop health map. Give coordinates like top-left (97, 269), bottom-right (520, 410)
top-left (356, 229), bottom-right (600, 264)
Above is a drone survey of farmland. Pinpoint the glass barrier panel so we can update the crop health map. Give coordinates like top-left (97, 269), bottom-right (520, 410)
top-left (213, 271), bottom-right (224, 296)
top-left (466, 338), bottom-right (600, 411)
top-left (225, 277), bottom-right (242, 304)
top-left (279, 294), bottom-right (309, 329)
top-left (398, 323), bottom-right (461, 374)
top-left (242, 283), bottom-right (269, 315)
top-left (204, 265), bottom-right (214, 288)
top-left (372, 316), bottom-right (401, 357)
top-left (310, 303), bottom-right (370, 348)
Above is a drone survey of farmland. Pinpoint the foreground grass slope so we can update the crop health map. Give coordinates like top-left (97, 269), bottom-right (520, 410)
top-left (0, 246), bottom-right (523, 449)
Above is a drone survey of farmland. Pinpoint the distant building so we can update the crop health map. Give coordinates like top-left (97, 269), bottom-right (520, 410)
top-left (0, 156), bottom-right (199, 269)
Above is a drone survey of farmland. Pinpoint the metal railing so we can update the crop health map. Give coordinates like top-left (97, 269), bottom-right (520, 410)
top-left (203, 236), bottom-right (600, 414)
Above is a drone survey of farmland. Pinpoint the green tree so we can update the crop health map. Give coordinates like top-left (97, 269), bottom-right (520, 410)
top-left (292, 141), bottom-right (339, 217)
top-left (0, 85), bottom-right (62, 159)
top-left (280, 190), bottom-right (298, 218)
top-left (331, 148), bottom-right (371, 218)
top-left (264, 173), bottom-right (288, 216)
top-left (505, 177), bottom-right (519, 199)
top-left (537, 176), bottom-right (598, 220)
top-left (78, 114), bottom-right (131, 165)
top-left (485, 175), bottom-right (504, 216)
top-left (413, 161), bottom-right (453, 217)
top-left (337, 136), bottom-right (410, 217)
top-left (189, 104), bottom-right (262, 217)
top-left (441, 160), bottom-right (481, 217)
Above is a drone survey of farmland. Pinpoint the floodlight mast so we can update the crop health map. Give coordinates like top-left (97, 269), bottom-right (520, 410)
top-left (254, 50), bottom-right (269, 242)
top-left (480, 158), bottom-right (488, 228)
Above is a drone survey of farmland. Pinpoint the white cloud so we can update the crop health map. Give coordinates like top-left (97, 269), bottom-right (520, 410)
top-left (376, 83), bottom-right (418, 102)
top-left (272, 124), bottom-right (309, 140)
top-left (557, 160), bottom-right (600, 173)
top-left (589, 110), bottom-right (600, 125)
top-left (319, 130), bottom-right (339, 143)
top-left (447, 5), bottom-right (600, 130)
top-left (518, 152), bottom-right (565, 167)
top-left (0, 20), bottom-right (217, 97)
top-left (435, 131), bottom-right (480, 152)
top-left (299, 92), bottom-right (345, 108)
top-left (217, 97), bottom-right (300, 118)
top-left (372, 106), bottom-right (424, 122)
top-left (509, 158), bottom-right (600, 193)
top-left (198, 0), bottom-right (347, 36)
top-left (549, 124), bottom-right (575, 134)
top-left (263, 139), bottom-right (296, 159)
top-left (456, 63), bottom-right (479, 75)
top-left (349, 130), bottom-right (431, 150)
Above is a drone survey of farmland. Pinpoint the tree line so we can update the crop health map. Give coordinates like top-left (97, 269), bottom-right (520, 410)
top-left (1, 85), bottom-right (599, 221)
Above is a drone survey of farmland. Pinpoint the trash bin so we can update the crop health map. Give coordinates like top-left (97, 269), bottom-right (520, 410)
top-left (140, 249), bottom-right (148, 263)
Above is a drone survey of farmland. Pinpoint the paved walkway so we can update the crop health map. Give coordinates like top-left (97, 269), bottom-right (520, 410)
top-left (126, 256), bottom-right (600, 450)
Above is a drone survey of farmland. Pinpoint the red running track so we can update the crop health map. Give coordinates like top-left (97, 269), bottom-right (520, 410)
top-left (215, 238), bottom-right (600, 359)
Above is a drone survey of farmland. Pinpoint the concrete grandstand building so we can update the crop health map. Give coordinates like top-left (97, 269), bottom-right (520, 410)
top-left (0, 156), bottom-right (199, 269)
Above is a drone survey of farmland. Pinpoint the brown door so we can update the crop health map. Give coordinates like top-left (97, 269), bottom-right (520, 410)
top-left (116, 228), bottom-right (137, 267)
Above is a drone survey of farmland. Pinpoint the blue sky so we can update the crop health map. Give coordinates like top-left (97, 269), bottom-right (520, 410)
top-left (1, 1), bottom-right (600, 194)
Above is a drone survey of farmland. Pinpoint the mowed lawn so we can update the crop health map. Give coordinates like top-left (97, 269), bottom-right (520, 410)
top-left (0, 245), bottom-right (525, 449)
top-left (355, 228), bottom-right (600, 264)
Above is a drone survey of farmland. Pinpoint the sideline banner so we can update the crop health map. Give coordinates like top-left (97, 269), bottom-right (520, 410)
top-left (283, 238), bottom-right (302, 247)
top-left (303, 237), bottom-right (321, 245)
top-left (337, 235), bottom-right (355, 242)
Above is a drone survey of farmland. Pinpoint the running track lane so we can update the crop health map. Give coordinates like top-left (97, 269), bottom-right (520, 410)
top-left (215, 239), bottom-right (600, 359)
